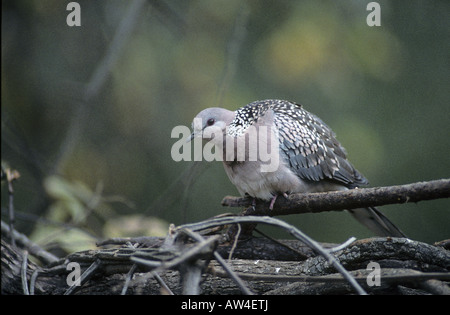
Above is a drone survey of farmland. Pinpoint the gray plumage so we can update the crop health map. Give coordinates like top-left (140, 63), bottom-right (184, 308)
top-left (190, 99), bottom-right (405, 237)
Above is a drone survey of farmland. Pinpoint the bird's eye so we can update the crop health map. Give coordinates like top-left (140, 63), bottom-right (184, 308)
top-left (207, 118), bottom-right (215, 126)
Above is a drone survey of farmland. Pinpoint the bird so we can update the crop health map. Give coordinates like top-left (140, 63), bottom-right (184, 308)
top-left (189, 99), bottom-right (405, 237)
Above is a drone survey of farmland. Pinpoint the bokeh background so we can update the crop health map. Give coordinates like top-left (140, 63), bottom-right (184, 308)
top-left (2, 0), bottom-right (449, 254)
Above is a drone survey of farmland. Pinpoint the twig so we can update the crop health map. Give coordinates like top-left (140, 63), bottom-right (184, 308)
top-left (152, 271), bottom-right (174, 295)
top-left (121, 264), bottom-right (137, 295)
top-left (176, 216), bottom-right (368, 295)
top-left (228, 223), bottom-right (241, 261)
top-left (29, 269), bottom-right (40, 295)
top-left (1, 220), bottom-right (59, 264)
top-left (222, 179), bottom-right (450, 215)
top-left (21, 250), bottom-right (29, 295)
top-left (5, 168), bottom-right (20, 247)
top-left (181, 228), bottom-right (254, 295)
top-left (131, 235), bottom-right (220, 273)
top-left (130, 230), bottom-right (219, 295)
top-left (64, 259), bottom-right (102, 295)
top-left (328, 237), bottom-right (357, 253)
top-left (181, 262), bottom-right (203, 295)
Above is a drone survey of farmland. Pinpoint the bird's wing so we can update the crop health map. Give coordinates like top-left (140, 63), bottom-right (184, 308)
top-left (274, 104), bottom-right (368, 188)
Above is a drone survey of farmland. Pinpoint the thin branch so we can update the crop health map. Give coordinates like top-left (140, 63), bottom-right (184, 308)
top-left (121, 264), bottom-right (137, 295)
top-left (151, 271), bottom-right (174, 295)
top-left (177, 216), bottom-right (368, 295)
top-left (29, 269), bottom-right (40, 295)
top-left (131, 235), bottom-right (220, 273)
top-left (2, 234), bottom-right (448, 295)
top-left (21, 250), bottom-right (29, 295)
top-left (64, 259), bottom-right (102, 295)
top-left (222, 179), bottom-right (450, 215)
top-left (5, 168), bottom-right (20, 247)
top-left (228, 223), bottom-right (241, 261)
top-left (1, 220), bottom-right (59, 264)
top-left (181, 228), bottom-right (254, 295)
top-left (329, 237), bottom-right (357, 253)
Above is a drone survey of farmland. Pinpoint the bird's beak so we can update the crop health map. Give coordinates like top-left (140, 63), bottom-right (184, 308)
top-left (186, 131), bottom-right (198, 143)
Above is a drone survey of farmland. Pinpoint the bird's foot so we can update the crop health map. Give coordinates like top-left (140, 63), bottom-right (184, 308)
top-left (269, 195), bottom-right (278, 210)
top-left (269, 193), bottom-right (289, 210)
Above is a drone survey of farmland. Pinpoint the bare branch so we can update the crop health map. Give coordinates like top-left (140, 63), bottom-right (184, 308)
top-left (1, 220), bottom-right (59, 264)
top-left (177, 215), bottom-right (368, 295)
top-left (181, 228), bottom-right (253, 295)
top-left (2, 235), bottom-right (449, 295)
top-left (221, 179), bottom-right (450, 215)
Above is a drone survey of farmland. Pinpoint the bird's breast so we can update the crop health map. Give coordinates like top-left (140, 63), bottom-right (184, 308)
top-left (223, 158), bottom-right (348, 201)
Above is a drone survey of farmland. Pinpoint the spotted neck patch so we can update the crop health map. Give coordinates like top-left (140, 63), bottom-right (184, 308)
top-left (226, 100), bottom-right (288, 137)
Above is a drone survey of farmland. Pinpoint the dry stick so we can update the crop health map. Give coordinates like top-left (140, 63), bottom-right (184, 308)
top-left (228, 223), bottom-right (241, 261)
top-left (21, 250), bottom-right (29, 295)
top-left (29, 270), bottom-right (40, 295)
top-left (131, 235), bottom-right (220, 273)
top-left (180, 228), bottom-right (254, 295)
top-left (328, 237), bottom-right (357, 253)
top-left (64, 259), bottom-right (102, 295)
top-left (125, 259), bottom-right (174, 295)
top-left (151, 272), bottom-right (175, 295)
top-left (1, 220), bottom-right (59, 264)
top-left (176, 216), bottom-right (368, 295)
top-left (131, 234), bottom-right (220, 295)
top-left (6, 169), bottom-right (20, 247)
top-left (211, 269), bottom-right (450, 285)
top-left (222, 179), bottom-right (450, 215)
top-left (121, 264), bottom-right (137, 295)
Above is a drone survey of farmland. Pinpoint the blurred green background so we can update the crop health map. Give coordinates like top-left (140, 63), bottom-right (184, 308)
top-left (2, 0), bottom-right (449, 254)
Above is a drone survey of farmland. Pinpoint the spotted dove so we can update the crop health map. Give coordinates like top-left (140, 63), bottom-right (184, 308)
top-left (190, 99), bottom-right (405, 237)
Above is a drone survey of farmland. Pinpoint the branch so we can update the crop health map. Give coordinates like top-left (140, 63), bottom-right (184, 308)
top-left (1, 220), bottom-right (59, 264)
top-left (221, 179), bottom-right (450, 215)
top-left (2, 234), bottom-right (449, 295)
top-left (178, 216), bottom-right (368, 294)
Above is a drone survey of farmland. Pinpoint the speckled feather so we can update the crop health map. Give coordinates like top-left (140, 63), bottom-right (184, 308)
top-left (227, 99), bottom-right (368, 188)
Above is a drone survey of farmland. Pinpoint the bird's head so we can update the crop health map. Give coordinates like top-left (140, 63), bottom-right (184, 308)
top-left (188, 107), bottom-right (235, 142)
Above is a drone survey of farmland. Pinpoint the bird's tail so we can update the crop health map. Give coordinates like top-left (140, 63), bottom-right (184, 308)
top-left (348, 207), bottom-right (406, 237)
